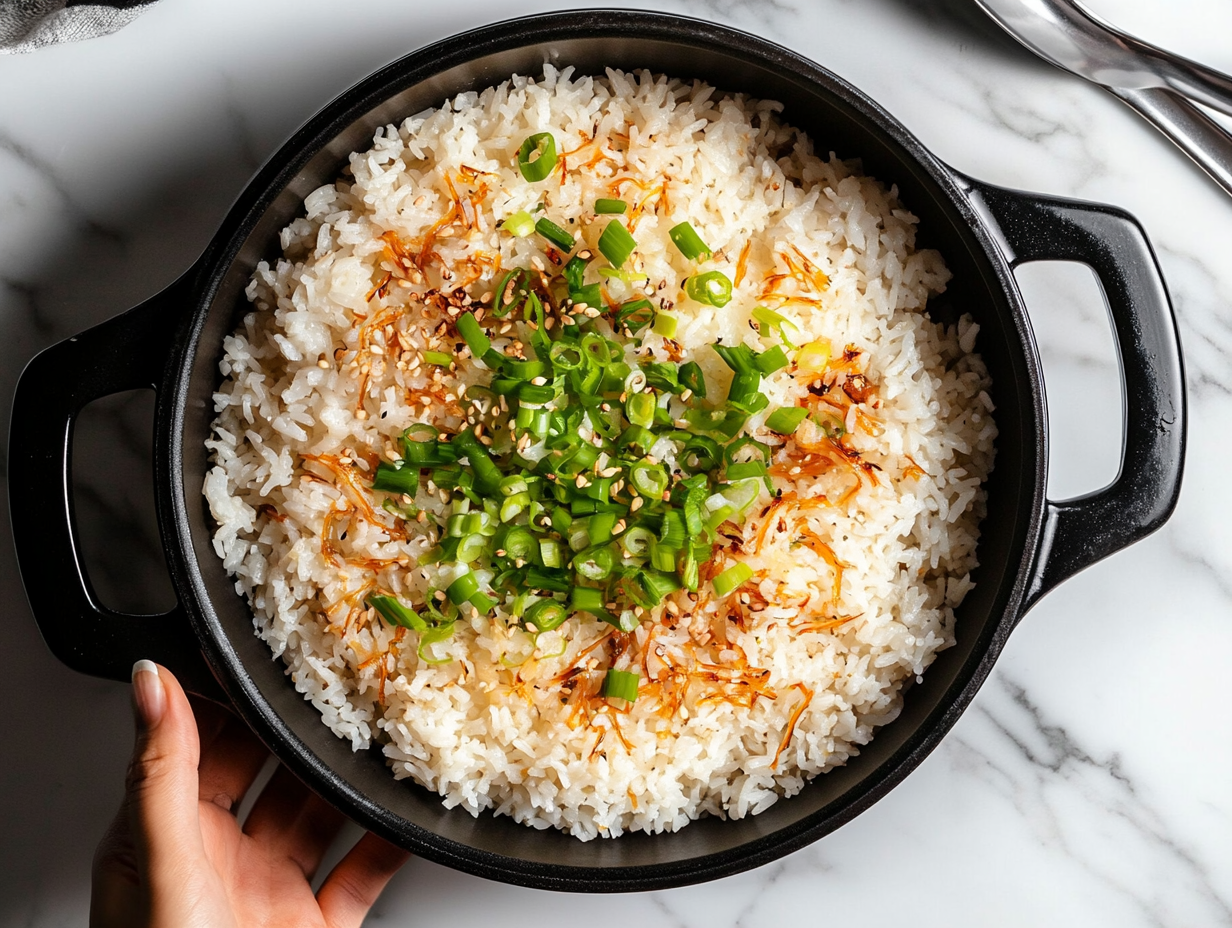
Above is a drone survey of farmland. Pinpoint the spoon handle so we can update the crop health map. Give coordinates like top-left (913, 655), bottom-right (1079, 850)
top-left (1118, 31), bottom-right (1232, 118)
top-left (1112, 86), bottom-right (1232, 197)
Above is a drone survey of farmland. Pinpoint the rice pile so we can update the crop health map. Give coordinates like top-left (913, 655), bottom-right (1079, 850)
top-left (204, 67), bottom-right (996, 839)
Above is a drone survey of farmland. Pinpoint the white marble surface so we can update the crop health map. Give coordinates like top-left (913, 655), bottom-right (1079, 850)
top-left (2, 0), bottom-right (1231, 924)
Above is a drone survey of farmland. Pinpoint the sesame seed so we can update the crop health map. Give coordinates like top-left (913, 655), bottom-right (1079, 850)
top-left (317, 358), bottom-right (330, 369)
top-left (369, 344), bottom-right (384, 356)
top-left (630, 496), bottom-right (643, 512)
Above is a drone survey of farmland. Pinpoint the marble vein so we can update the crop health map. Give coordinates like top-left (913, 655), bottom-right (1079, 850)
top-left (952, 674), bottom-right (1232, 926)
top-left (1156, 243), bottom-right (1232, 400)
top-left (0, 129), bottom-right (123, 242)
top-left (676, 0), bottom-right (797, 37)
top-left (0, 276), bottom-right (58, 339)
top-left (220, 72), bottom-right (264, 175)
top-left (966, 74), bottom-right (1111, 188)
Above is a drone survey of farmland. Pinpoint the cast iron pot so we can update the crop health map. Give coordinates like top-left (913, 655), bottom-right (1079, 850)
top-left (10, 10), bottom-right (1185, 891)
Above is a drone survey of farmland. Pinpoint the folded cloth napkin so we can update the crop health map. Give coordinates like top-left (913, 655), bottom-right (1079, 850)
top-left (1, 0), bottom-right (154, 54)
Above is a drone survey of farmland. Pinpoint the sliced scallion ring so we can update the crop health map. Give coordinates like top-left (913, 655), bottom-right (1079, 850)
top-left (685, 271), bottom-right (733, 307)
top-left (517, 132), bottom-right (557, 182)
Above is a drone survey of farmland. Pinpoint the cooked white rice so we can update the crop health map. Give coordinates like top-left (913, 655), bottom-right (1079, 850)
top-left (204, 66), bottom-right (996, 839)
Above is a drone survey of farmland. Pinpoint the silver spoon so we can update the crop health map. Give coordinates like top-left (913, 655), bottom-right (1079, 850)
top-left (974, 0), bottom-right (1232, 196)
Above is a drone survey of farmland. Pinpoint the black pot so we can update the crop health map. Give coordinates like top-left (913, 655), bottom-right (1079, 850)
top-left (10, 10), bottom-right (1185, 891)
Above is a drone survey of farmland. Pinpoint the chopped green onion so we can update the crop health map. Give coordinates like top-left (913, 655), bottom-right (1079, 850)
top-left (417, 624), bottom-right (456, 664)
top-left (712, 342), bottom-right (759, 374)
top-left (456, 533), bottom-right (489, 563)
top-left (587, 511), bottom-right (617, 546)
top-left (668, 221), bottom-right (711, 261)
top-left (725, 461), bottom-right (768, 481)
top-left (456, 312), bottom-right (490, 359)
top-left (564, 255), bottom-right (587, 291)
top-left (620, 526), bottom-right (656, 557)
top-left (713, 562), bottom-right (754, 597)
top-left (446, 572), bottom-right (481, 606)
top-left (752, 305), bottom-right (799, 347)
top-left (372, 461), bottom-right (420, 495)
top-left (630, 460), bottom-right (668, 498)
top-left (652, 313), bottom-right (678, 338)
top-left (539, 538), bottom-right (563, 568)
top-left (755, 344), bottom-right (790, 374)
top-left (639, 570), bottom-right (681, 606)
top-left (616, 298), bottom-right (655, 334)
top-left (796, 340), bottom-right (832, 375)
top-left (502, 210), bottom-right (536, 237)
top-left (492, 268), bottom-right (531, 318)
top-left (679, 361), bottom-right (706, 398)
top-left (658, 509), bottom-right (686, 549)
top-left (524, 599), bottom-right (568, 632)
top-left (571, 586), bottom-right (607, 614)
top-left (765, 406), bottom-right (809, 434)
top-left (601, 668), bottom-right (640, 702)
top-left (535, 217), bottom-right (575, 252)
top-left (685, 271), bottom-right (732, 307)
top-left (500, 526), bottom-right (537, 561)
top-left (598, 221), bottom-right (636, 267)
top-left (549, 341), bottom-right (584, 370)
top-left (650, 542), bottom-right (677, 573)
top-left (573, 546), bottom-right (615, 580)
top-left (367, 595), bottom-right (427, 631)
top-left (599, 267), bottom-right (648, 283)
top-left (682, 435), bottom-right (721, 473)
top-left (423, 351), bottom-right (453, 367)
top-left (643, 362), bottom-right (680, 394)
top-left (727, 370), bottom-right (763, 407)
top-left (595, 198), bottom-right (628, 214)
top-left (517, 132), bottom-right (557, 182)
top-left (581, 333), bottom-right (611, 368)
top-left (626, 392), bottom-right (656, 429)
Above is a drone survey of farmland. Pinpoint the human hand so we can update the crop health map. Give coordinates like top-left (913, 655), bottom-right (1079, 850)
top-left (91, 661), bottom-right (410, 928)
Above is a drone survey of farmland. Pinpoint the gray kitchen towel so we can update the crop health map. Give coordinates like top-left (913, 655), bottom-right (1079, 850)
top-left (1, 0), bottom-right (155, 54)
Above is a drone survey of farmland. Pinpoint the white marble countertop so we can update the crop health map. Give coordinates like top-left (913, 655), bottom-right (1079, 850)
top-left (3, 0), bottom-right (1231, 924)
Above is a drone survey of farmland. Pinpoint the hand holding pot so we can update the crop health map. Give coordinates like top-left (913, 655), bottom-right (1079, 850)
top-left (90, 662), bottom-right (410, 928)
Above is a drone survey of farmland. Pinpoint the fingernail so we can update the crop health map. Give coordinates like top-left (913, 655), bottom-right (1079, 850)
top-left (131, 660), bottom-right (166, 728)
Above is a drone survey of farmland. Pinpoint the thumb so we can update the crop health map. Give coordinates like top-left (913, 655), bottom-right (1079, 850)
top-left (126, 661), bottom-right (203, 870)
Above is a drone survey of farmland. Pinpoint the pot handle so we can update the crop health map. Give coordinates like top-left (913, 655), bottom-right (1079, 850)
top-left (9, 273), bottom-right (224, 700)
top-left (966, 180), bottom-right (1185, 611)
